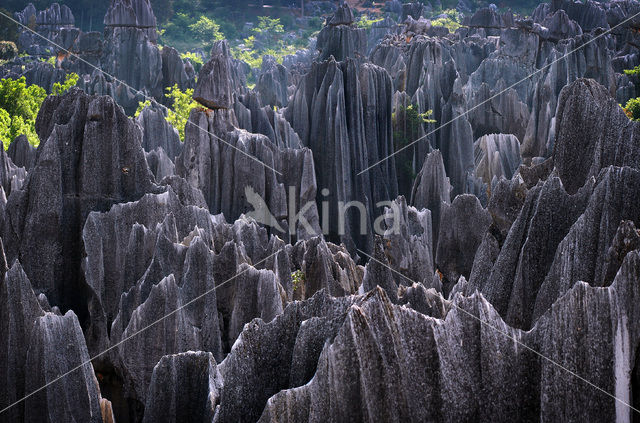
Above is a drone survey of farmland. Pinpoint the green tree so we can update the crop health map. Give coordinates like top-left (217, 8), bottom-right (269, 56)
top-left (189, 16), bottom-right (224, 50)
top-left (136, 84), bottom-right (199, 141)
top-left (253, 16), bottom-right (284, 50)
top-left (52, 73), bottom-right (79, 96)
top-left (0, 76), bottom-right (47, 147)
top-left (623, 97), bottom-right (640, 120)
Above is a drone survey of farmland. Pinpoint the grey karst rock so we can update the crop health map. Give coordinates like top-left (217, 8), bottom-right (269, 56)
top-left (235, 91), bottom-right (302, 148)
top-left (228, 264), bottom-right (284, 344)
top-left (0, 145), bottom-right (27, 196)
top-left (540, 9), bottom-right (583, 41)
top-left (255, 55), bottom-right (290, 108)
top-left (0, 262), bottom-right (46, 422)
top-left (136, 102), bottom-right (183, 160)
top-left (316, 5), bottom-right (366, 61)
top-left (259, 286), bottom-right (537, 422)
top-left (466, 81), bottom-right (530, 142)
top-left (533, 250), bottom-right (640, 421)
top-left (401, 2), bottom-right (424, 21)
top-left (553, 78), bottom-right (640, 194)
top-left (81, 69), bottom-right (150, 116)
top-left (477, 175), bottom-right (594, 329)
top-left (158, 175), bottom-right (208, 209)
top-left (285, 57), bottom-right (397, 253)
top-left (516, 156), bottom-right (554, 188)
top-left (410, 149), bottom-right (452, 249)
top-left (550, 0), bottom-right (609, 31)
top-left (102, 0), bottom-right (163, 111)
top-left (288, 236), bottom-right (360, 301)
top-left (145, 147), bottom-right (176, 181)
top-left (7, 135), bottom-right (37, 171)
top-left (397, 282), bottom-right (449, 317)
top-left (104, 0), bottom-right (157, 40)
top-left (142, 351), bottom-right (222, 423)
top-left (361, 237), bottom-right (399, 302)
top-left (216, 289), bottom-right (359, 423)
top-left (23, 311), bottom-right (105, 423)
top-left (82, 188), bottom-right (213, 355)
top-left (380, 196), bottom-right (434, 285)
top-left (161, 45), bottom-right (195, 92)
top-left (327, 3), bottom-right (354, 26)
top-left (486, 174), bottom-right (528, 237)
top-left (468, 7), bottom-right (514, 35)
top-left (473, 133), bottom-right (522, 185)
top-left (15, 3), bottom-right (75, 54)
top-left (175, 107), bottom-right (319, 241)
top-left (367, 17), bottom-right (399, 53)
top-left (112, 247), bottom-right (222, 406)
top-left (2, 89), bottom-right (158, 318)
top-left (435, 194), bottom-right (491, 291)
top-left (532, 166), bottom-right (640, 323)
top-left (521, 36), bottom-right (615, 161)
top-left (193, 41), bottom-right (242, 109)
top-left (262, 250), bottom-right (640, 422)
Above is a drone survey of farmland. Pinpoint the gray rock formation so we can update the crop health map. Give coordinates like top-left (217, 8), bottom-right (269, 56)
top-left (553, 78), bottom-right (640, 194)
top-left (2, 88), bottom-right (158, 322)
top-left (193, 40), bottom-right (245, 110)
top-left (7, 135), bottom-right (37, 171)
top-left (142, 351), bottom-right (222, 423)
top-left (473, 133), bottom-right (522, 185)
top-left (411, 149), bottom-right (452, 249)
top-left (136, 103), bottom-right (183, 160)
top-left (285, 57), bottom-right (397, 252)
top-left (316, 5), bottom-right (366, 61)
top-left (176, 107), bottom-right (319, 241)
top-left (261, 250), bottom-right (640, 421)
top-left (436, 194), bottom-right (491, 291)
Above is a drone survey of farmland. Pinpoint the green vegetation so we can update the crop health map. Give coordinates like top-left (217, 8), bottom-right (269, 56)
top-left (0, 41), bottom-right (17, 61)
top-left (52, 73), bottom-right (79, 96)
top-left (356, 15), bottom-right (383, 29)
top-left (623, 97), bottom-right (640, 120)
top-left (180, 52), bottom-right (204, 73)
top-left (0, 76), bottom-right (47, 148)
top-left (136, 84), bottom-right (200, 141)
top-left (291, 270), bottom-right (305, 293)
top-left (0, 73), bottom-right (78, 149)
top-left (188, 16), bottom-right (224, 50)
top-left (393, 104), bottom-right (436, 196)
top-left (624, 65), bottom-right (640, 76)
top-left (430, 9), bottom-right (462, 32)
top-left (232, 16), bottom-right (298, 71)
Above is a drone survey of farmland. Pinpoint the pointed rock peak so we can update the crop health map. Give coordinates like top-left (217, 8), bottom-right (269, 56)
top-left (35, 3), bottom-right (75, 27)
top-left (194, 40), bottom-right (236, 110)
top-left (104, 0), bottom-right (157, 29)
top-left (327, 3), bottom-right (355, 27)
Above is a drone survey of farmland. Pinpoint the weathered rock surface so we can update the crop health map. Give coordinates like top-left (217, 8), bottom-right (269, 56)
top-left (285, 57), bottom-right (397, 252)
top-left (7, 135), bottom-right (37, 172)
top-left (2, 88), bottom-right (158, 318)
top-left (142, 351), bottom-right (222, 423)
top-left (554, 78), bottom-right (640, 194)
top-left (316, 5), bottom-right (366, 61)
top-left (3, 1), bottom-right (640, 422)
top-left (260, 250), bottom-right (640, 422)
top-left (136, 103), bottom-right (183, 160)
